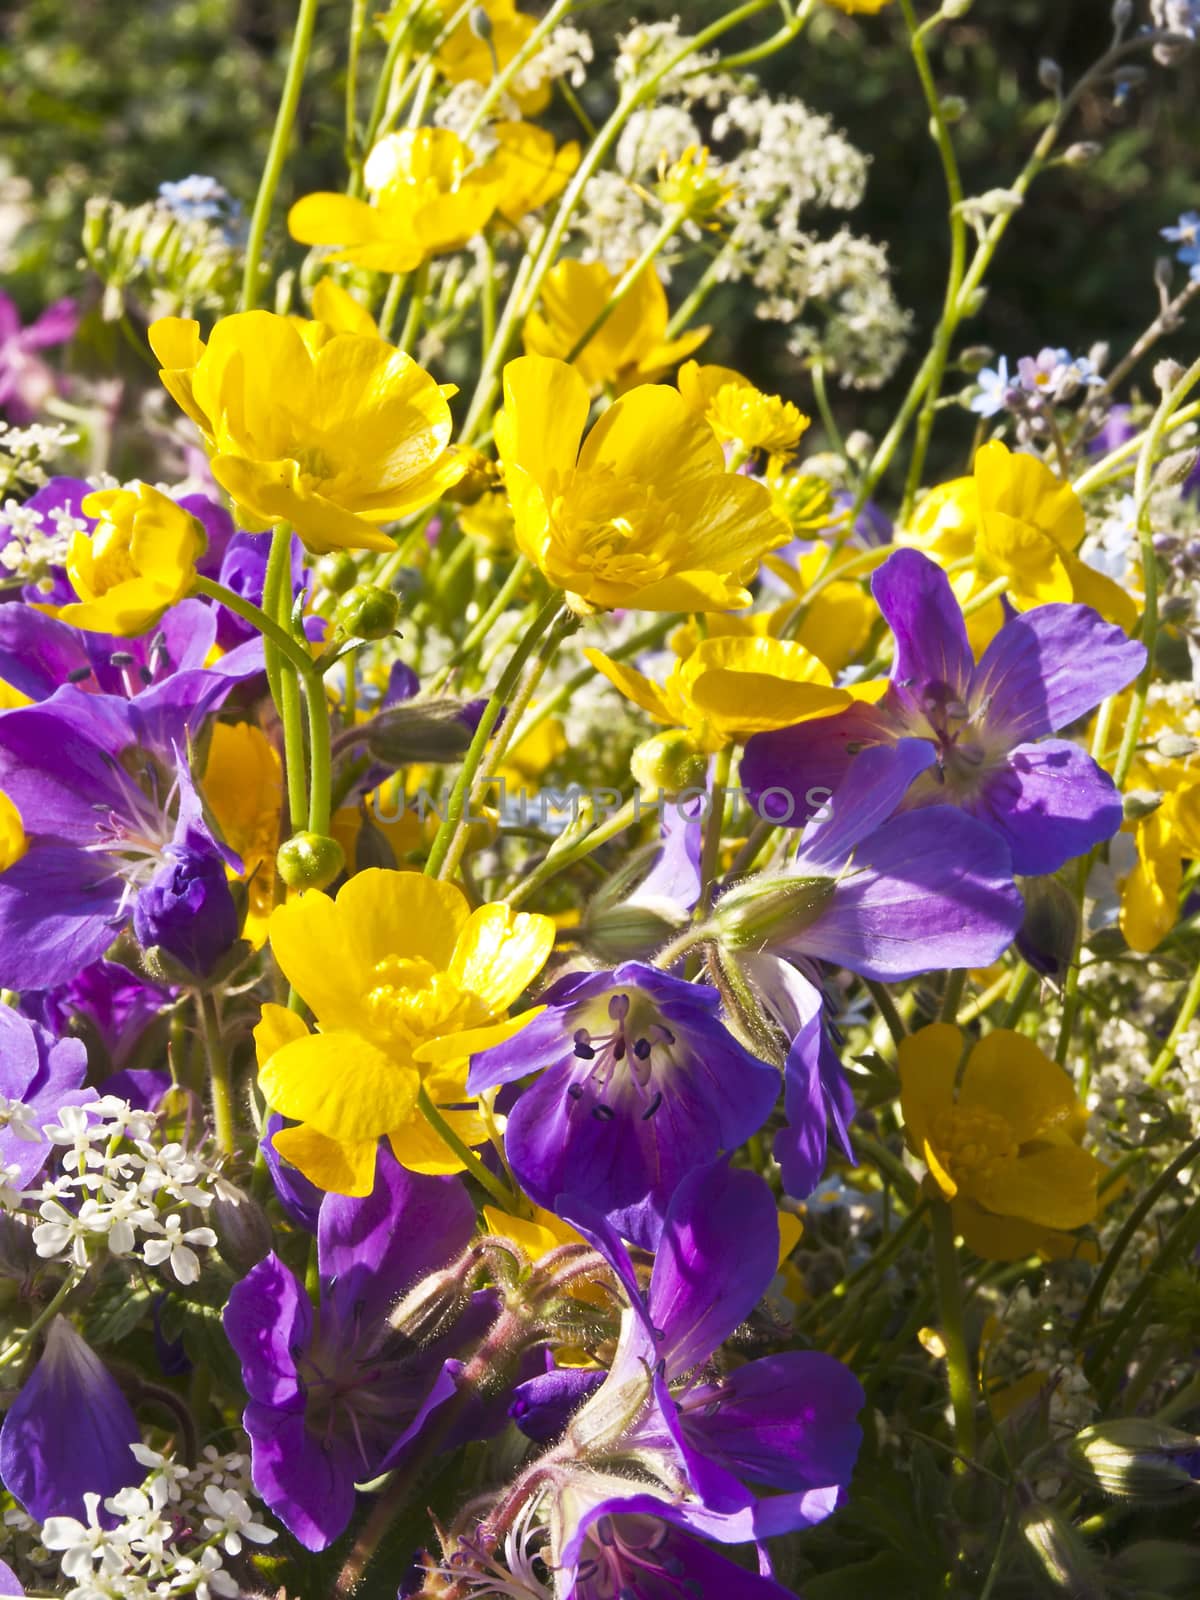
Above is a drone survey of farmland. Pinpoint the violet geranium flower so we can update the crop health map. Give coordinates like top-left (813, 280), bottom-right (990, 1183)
top-left (0, 687), bottom-right (237, 990)
top-left (223, 1147), bottom-right (480, 1551)
top-left (0, 294), bottom-right (77, 424)
top-left (0, 1005), bottom-right (91, 1189)
top-left (742, 547), bottom-right (1145, 876)
top-left (467, 962), bottom-right (780, 1248)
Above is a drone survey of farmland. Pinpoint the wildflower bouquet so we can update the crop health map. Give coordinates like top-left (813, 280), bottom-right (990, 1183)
top-left (2, 1), bottom-right (1200, 1596)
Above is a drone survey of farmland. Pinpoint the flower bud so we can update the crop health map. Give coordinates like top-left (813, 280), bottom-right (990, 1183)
top-left (1123, 789), bottom-right (1163, 821)
top-left (315, 550), bottom-right (359, 596)
top-left (276, 831), bottom-right (345, 891)
top-left (133, 838), bottom-right (239, 980)
top-left (958, 345), bottom-right (995, 374)
top-left (942, 0), bottom-right (973, 14)
top-left (938, 95), bottom-right (967, 123)
top-left (1016, 874), bottom-right (1080, 981)
top-left (630, 731), bottom-right (708, 798)
top-left (709, 871), bottom-right (836, 953)
top-left (1157, 732), bottom-right (1200, 760)
top-left (1061, 141), bottom-right (1101, 167)
top-left (1021, 1502), bottom-right (1107, 1597)
top-left (1070, 1420), bottom-right (1200, 1502)
top-left (1155, 358), bottom-right (1185, 393)
top-left (362, 699), bottom-right (478, 765)
top-left (335, 583), bottom-right (401, 641)
top-left (1038, 58), bottom-right (1063, 94)
top-left (210, 1187), bottom-right (274, 1275)
top-left (582, 900), bottom-right (685, 964)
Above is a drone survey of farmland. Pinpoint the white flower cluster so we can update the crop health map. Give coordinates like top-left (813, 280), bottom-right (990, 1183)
top-left (0, 421), bottom-right (80, 494)
top-left (8, 1097), bottom-right (231, 1287)
top-left (35, 1444), bottom-right (276, 1600)
top-left (614, 19), bottom-right (745, 106)
top-left (0, 493), bottom-right (89, 588)
top-left (777, 231), bottom-right (912, 390)
top-left (512, 24), bottom-right (594, 96)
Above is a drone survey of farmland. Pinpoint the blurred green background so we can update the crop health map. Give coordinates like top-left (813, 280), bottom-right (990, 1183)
top-left (3, 0), bottom-right (1198, 476)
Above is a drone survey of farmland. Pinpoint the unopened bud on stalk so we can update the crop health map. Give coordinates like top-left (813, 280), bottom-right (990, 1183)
top-left (1070, 1420), bottom-right (1200, 1501)
top-left (630, 730), bottom-right (708, 797)
top-left (210, 1187), bottom-right (274, 1274)
top-left (1016, 874), bottom-right (1080, 981)
top-left (958, 345), bottom-right (995, 373)
top-left (276, 831), bottom-right (345, 891)
top-left (1038, 58), bottom-right (1063, 94)
top-left (582, 900), bottom-right (685, 964)
top-left (315, 550), bottom-right (359, 596)
top-left (1061, 141), bottom-right (1101, 167)
top-left (335, 583), bottom-right (401, 641)
top-left (709, 871), bottom-right (835, 953)
top-left (1157, 732), bottom-right (1200, 760)
top-left (938, 95), bottom-right (967, 123)
top-left (1020, 1501), bottom-right (1107, 1597)
top-left (942, 0), bottom-right (973, 15)
top-left (1123, 789), bottom-right (1164, 821)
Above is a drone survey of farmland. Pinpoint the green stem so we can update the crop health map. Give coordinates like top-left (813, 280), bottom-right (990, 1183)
top-left (663, 239), bottom-right (737, 339)
top-left (453, 556), bottom-right (531, 666)
top-left (241, 0), bottom-right (321, 311)
top-left (377, 271), bottom-right (406, 340)
top-left (810, 361), bottom-right (847, 458)
top-left (198, 990), bottom-right (236, 1156)
top-left (563, 208), bottom-right (688, 365)
top-left (256, 533), bottom-right (309, 830)
top-left (865, 978), bottom-right (908, 1049)
top-left (1094, 1186), bottom-right (1200, 1404)
top-left (939, 969), bottom-right (967, 1024)
top-left (424, 593), bottom-right (563, 878)
top-left (697, 746), bottom-right (733, 915)
top-left (461, 0), bottom-right (577, 140)
top-left (504, 797), bottom-right (641, 908)
top-left (931, 1198), bottom-right (977, 1459)
top-left (397, 260), bottom-right (429, 352)
top-left (0, 1271), bottom-right (80, 1369)
top-left (1003, 966), bottom-right (1039, 1029)
top-left (417, 1086), bottom-right (528, 1214)
top-left (1148, 961), bottom-right (1200, 1088)
top-left (192, 575), bottom-right (315, 682)
top-left (305, 672), bottom-right (333, 836)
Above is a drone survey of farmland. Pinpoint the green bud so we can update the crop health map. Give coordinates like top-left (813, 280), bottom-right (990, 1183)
top-left (630, 731), bottom-right (708, 797)
top-left (1070, 1420), bottom-right (1200, 1502)
top-left (1017, 873), bottom-right (1080, 982)
top-left (1020, 1502), bottom-right (1106, 1597)
top-left (1123, 788), bottom-right (1163, 821)
top-left (710, 871), bottom-right (836, 953)
top-left (335, 584), bottom-right (401, 641)
top-left (1157, 732), bottom-right (1200, 760)
top-left (276, 832), bottom-right (345, 891)
top-left (362, 700), bottom-right (477, 765)
top-left (316, 551), bottom-right (359, 596)
top-left (938, 95), bottom-right (967, 123)
top-left (210, 1186), bottom-right (274, 1275)
top-left (582, 899), bottom-right (685, 964)
top-left (958, 344), bottom-right (996, 374)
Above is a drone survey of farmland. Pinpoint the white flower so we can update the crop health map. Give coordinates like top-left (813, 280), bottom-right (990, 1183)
top-left (34, 1197), bottom-right (93, 1266)
top-left (0, 1092), bottom-right (42, 1143)
top-left (42, 1492), bottom-right (110, 1580)
top-left (140, 1214), bottom-right (217, 1285)
top-left (200, 1485), bottom-right (276, 1555)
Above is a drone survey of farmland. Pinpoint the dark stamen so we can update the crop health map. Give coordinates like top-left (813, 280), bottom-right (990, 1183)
top-left (641, 1091), bottom-right (663, 1121)
top-left (592, 1104), bottom-right (615, 1122)
top-left (632, 1038), bottom-right (652, 1060)
top-left (608, 993), bottom-right (630, 1022)
top-left (67, 665), bottom-right (92, 683)
top-left (109, 651), bottom-right (135, 666)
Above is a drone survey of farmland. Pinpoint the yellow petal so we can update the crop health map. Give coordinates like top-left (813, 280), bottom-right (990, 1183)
top-left (952, 1197), bottom-right (1053, 1263)
top-left (310, 278), bottom-right (378, 335)
top-left (1063, 552), bottom-right (1140, 633)
top-left (449, 904), bottom-right (556, 1014)
top-left (210, 455), bottom-right (397, 554)
top-left (387, 1107), bottom-right (483, 1175)
top-left (271, 1124), bottom-right (379, 1196)
top-left (897, 1022), bottom-right (962, 1158)
top-left (482, 1204), bottom-right (582, 1260)
top-left (970, 1145), bottom-right (1103, 1232)
top-left (583, 648), bottom-right (676, 724)
top-left (254, 1002), bottom-right (309, 1067)
top-left (922, 1138), bottom-right (958, 1200)
top-left (412, 1007), bottom-right (546, 1068)
top-left (268, 890), bottom-right (370, 1027)
top-left (288, 192), bottom-right (389, 248)
top-left (259, 1030), bottom-right (419, 1142)
top-left (496, 355), bottom-right (590, 491)
top-left (334, 868), bottom-right (469, 973)
top-left (959, 1029), bottom-right (1083, 1146)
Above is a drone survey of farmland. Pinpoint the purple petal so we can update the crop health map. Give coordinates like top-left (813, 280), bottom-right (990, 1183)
top-left (0, 606), bottom-right (89, 701)
top-left (0, 1557), bottom-right (22, 1595)
top-left (0, 690), bottom-right (136, 836)
top-left (797, 807), bottom-right (1023, 980)
top-left (22, 299), bottom-right (78, 350)
top-left (0, 1011), bottom-right (89, 1186)
top-left (318, 1147), bottom-right (475, 1333)
top-left (222, 1252), bottom-right (310, 1409)
top-left (797, 738), bottom-right (936, 869)
top-left (242, 1403), bottom-right (358, 1552)
top-left (509, 1364), bottom-right (605, 1443)
top-left (261, 1115), bottom-right (322, 1232)
top-left (971, 739), bottom-right (1125, 876)
top-left (0, 1318), bottom-right (139, 1522)
top-left (0, 846), bottom-right (122, 990)
top-left (467, 1006), bottom-right (576, 1092)
top-left (740, 703), bottom-right (891, 827)
top-left (971, 603), bottom-right (1146, 744)
top-left (872, 549), bottom-right (973, 714)
top-left (632, 791), bottom-right (704, 913)
top-left (176, 494), bottom-right (235, 583)
top-left (681, 1351), bottom-right (864, 1497)
top-left (649, 1161), bottom-right (779, 1378)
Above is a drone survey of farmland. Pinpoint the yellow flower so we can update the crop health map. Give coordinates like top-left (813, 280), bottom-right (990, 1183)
top-left (899, 1024), bottom-right (1105, 1260)
top-left (973, 440), bottom-right (1138, 630)
top-left (761, 462), bottom-right (836, 538)
top-left (289, 124), bottom-right (578, 275)
top-left (258, 869), bottom-right (554, 1193)
top-left (655, 145), bottom-right (736, 222)
top-left (433, 0), bottom-right (550, 114)
top-left (757, 554), bottom-right (878, 676)
top-left (306, 277), bottom-right (378, 336)
top-left (522, 259), bottom-right (709, 393)
top-left (202, 723), bottom-right (283, 948)
top-left (148, 310), bottom-right (465, 555)
top-left (495, 354), bottom-right (790, 612)
top-left (677, 360), bottom-right (810, 457)
top-left (585, 633), bottom-right (864, 752)
top-left (50, 482), bottom-right (203, 637)
top-left (825, 0), bottom-right (893, 11)
top-left (1120, 777), bottom-right (1200, 951)
top-left (0, 791), bottom-right (26, 872)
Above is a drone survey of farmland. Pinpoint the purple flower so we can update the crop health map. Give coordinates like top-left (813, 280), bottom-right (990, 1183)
top-left (0, 1317), bottom-right (140, 1522)
top-left (742, 549), bottom-right (1145, 875)
top-left (211, 529), bottom-right (305, 651)
top-left (0, 1557), bottom-right (21, 1595)
top-left (23, 959), bottom-right (172, 1075)
top-left (223, 1147), bottom-right (479, 1551)
top-left (0, 294), bottom-right (77, 423)
top-left (468, 963), bottom-right (780, 1248)
top-left (0, 477), bottom-right (91, 605)
top-left (0, 687), bottom-right (237, 989)
top-left (0, 1006), bottom-right (91, 1188)
top-left (132, 827), bottom-right (239, 978)
top-left (517, 1162), bottom-right (862, 1563)
top-left (260, 1113), bottom-right (323, 1232)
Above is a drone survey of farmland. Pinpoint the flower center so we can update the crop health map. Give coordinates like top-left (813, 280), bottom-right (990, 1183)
top-left (362, 957), bottom-right (478, 1052)
top-left (567, 991), bottom-right (676, 1123)
top-left (576, 1514), bottom-right (686, 1598)
top-left (927, 1105), bottom-right (1018, 1184)
top-left (89, 520), bottom-right (138, 594)
top-left (550, 469), bottom-right (677, 591)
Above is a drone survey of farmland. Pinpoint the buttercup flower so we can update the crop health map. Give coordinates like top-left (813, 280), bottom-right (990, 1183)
top-left (258, 868), bottom-right (554, 1193)
top-left (50, 483), bottom-right (204, 638)
top-left (495, 354), bottom-right (789, 612)
top-left (433, 0), bottom-right (551, 112)
top-left (899, 1023), bottom-right (1105, 1259)
top-left (585, 633), bottom-right (864, 753)
top-left (201, 722), bottom-right (283, 948)
top-left (676, 360), bottom-right (810, 457)
top-left (289, 124), bottom-right (578, 274)
top-left (522, 259), bottom-right (709, 393)
top-left (973, 439), bottom-right (1137, 629)
top-left (1119, 762), bottom-right (1200, 951)
top-left (148, 310), bottom-right (465, 553)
